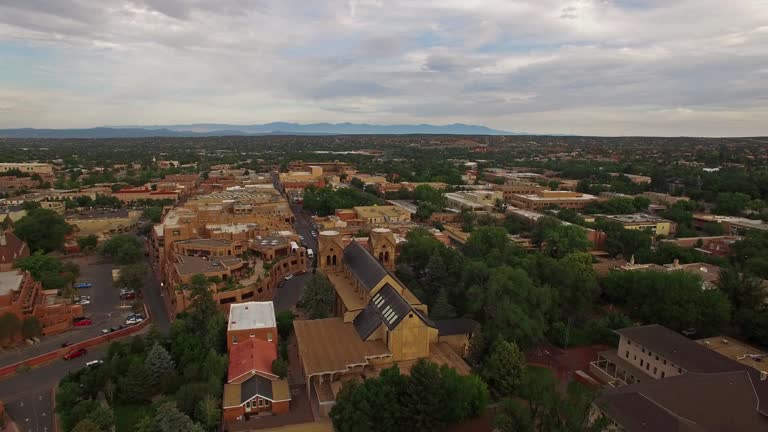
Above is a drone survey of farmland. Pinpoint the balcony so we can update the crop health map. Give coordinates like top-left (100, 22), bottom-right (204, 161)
top-left (589, 350), bottom-right (645, 387)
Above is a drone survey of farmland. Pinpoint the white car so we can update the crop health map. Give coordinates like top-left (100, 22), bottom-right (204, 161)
top-left (285, 273), bottom-right (294, 280)
top-left (75, 298), bottom-right (91, 305)
top-left (125, 314), bottom-right (145, 325)
top-left (86, 360), bottom-right (103, 367)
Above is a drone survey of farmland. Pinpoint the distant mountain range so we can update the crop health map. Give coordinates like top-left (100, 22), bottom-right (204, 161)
top-left (0, 122), bottom-right (517, 138)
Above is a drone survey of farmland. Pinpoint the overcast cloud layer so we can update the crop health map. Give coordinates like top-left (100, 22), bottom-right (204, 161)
top-left (1, 0), bottom-right (767, 136)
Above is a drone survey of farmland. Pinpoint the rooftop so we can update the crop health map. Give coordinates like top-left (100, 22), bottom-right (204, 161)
top-left (228, 301), bottom-right (277, 332)
top-left (228, 338), bottom-right (277, 382)
top-left (293, 317), bottom-right (390, 376)
top-left (343, 241), bottom-right (388, 292)
top-left (67, 209), bottom-right (131, 220)
top-left (176, 238), bottom-right (233, 248)
top-left (515, 191), bottom-right (596, 201)
top-left (249, 235), bottom-right (290, 249)
top-left (174, 255), bottom-right (242, 275)
top-left (605, 213), bottom-right (671, 224)
top-left (0, 270), bottom-right (24, 296)
top-left (697, 336), bottom-right (767, 371)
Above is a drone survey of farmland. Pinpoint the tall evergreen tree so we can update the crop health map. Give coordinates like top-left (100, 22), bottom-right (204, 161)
top-left (402, 359), bottom-right (448, 431)
top-left (145, 342), bottom-right (176, 381)
top-left (430, 288), bottom-right (456, 320)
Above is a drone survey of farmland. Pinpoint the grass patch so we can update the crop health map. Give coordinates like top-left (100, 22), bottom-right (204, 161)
top-left (114, 404), bottom-right (152, 432)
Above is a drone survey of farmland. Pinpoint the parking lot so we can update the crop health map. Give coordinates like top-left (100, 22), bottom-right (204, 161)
top-left (0, 256), bottom-right (139, 368)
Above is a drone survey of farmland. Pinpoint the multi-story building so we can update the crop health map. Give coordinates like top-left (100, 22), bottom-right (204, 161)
top-left (0, 230), bottom-right (29, 271)
top-left (65, 209), bottom-right (142, 238)
top-left (445, 190), bottom-right (503, 212)
top-left (294, 229), bottom-right (474, 416)
top-left (693, 214), bottom-right (768, 235)
top-left (351, 206), bottom-right (412, 225)
top-left (287, 161), bottom-right (353, 177)
top-left (0, 163), bottom-right (54, 177)
top-left (0, 270), bottom-right (81, 336)
top-left (491, 183), bottom-right (547, 204)
top-left (223, 301), bottom-right (291, 422)
top-left (659, 235), bottom-right (742, 257)
top-left (0, 176), bottom-right (40, 190)
top-left (112, 186), bottom-right (179, 203)
top-left (508, 190), bottom-right (598, 211)
top-left (590, 325), bottom-right (768, 431)
top-left (600, 213), bottom-right (676, 236)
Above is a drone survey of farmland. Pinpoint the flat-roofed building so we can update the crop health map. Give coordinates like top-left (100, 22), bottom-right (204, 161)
top-left (352, 205), bottom-right (412, 225)
top-left (0, 163), bottom-right (54, 176)
top-left (0, 270), bottom-right (80, 336)
top-left (508, 190), bottom-right (598, 211)
top-left (600, 213), bottom-right (676, 236)
top-left (693, 214), bottom-right (768, 235)
top-left (445, 190), bottom-right (503, 212)
top-left (65, 209), bottom-right (142, 238)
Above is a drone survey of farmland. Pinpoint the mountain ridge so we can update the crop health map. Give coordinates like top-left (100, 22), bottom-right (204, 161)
top-left (0, 122), bottom-right (517, 138)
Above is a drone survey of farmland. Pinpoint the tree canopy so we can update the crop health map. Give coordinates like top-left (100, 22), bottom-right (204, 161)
top-left (13, 208), bottom-right (71, 252)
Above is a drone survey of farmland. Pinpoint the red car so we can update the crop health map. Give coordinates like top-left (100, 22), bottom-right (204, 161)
top-left (63, 348), bottom-right (87, 360)
top-left (73, 318), bottom-right (92, 327)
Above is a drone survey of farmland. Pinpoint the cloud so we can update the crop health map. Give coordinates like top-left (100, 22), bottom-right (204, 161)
top-left (0, 0), bottom-right (766, 135)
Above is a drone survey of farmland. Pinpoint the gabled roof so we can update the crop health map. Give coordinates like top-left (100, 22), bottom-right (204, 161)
top-left (352, 284), bottom-right (436, 340)
top-left (241, 374), bottom-right (273, 403)
top-left (615, 325), bottom-right (741, 373)
top-left (343, 240), bottom-right (387, 291)
top-left (227, 338), bottom-right (277, 382)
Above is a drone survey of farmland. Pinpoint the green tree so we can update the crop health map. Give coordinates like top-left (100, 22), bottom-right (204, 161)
top-left (272, 358), bottom-right (288, 378)
top-left (188, 273), bottom-right (217, 325)
top-left (430, 288), bottom-right (456, 320)
top-left (145, 342), bottom-right (176, 381)
top-left (143, 206), bottom-right (163, 223)
top-left (155, 402), bottom-right (205, 432)
top-left (99, 234), bottom-right (143, 264)
top-left (542, 224), bottom-right (591, 258)
top-left (276, 310), bottom-right (295, 340)
top-left (116, 263), bottom-right (148, 291)
top-left (715, 192), bottom-right (751, 215)
top-left (299, 273), bottom-right (335, 319)
top-left (470, 266), bottom-right (554, 347)
top-left (196, 394), bottom-right (221, 431)
top-left (0, 312), bottom-right (21, 344)
top-left (77, 235), bottom-right (99, 252)
top-left (495, 399), bottom-right (534, 432)
top-left (553, 252), bottom-right (599, 320)
top-left (21, 316), bottom-right (42, 339)
top-left (482, 340), bottom-right (527, 396)
top-left (71, 419), bottom-right (102, 432)
top-left (402, 359), bottom-right (448, 432)
top-left (118, 361), bottom-right (153, 403)
top-left (13, 208), bottom-right (71, 252)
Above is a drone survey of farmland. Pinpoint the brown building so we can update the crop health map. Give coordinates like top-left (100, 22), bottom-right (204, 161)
top-left (287, 161), bottom-right (352, 176)
top-left (0, 230), bottom-right (29, 272)
top-left (0, 270), bottom-right (81, 337)
top-left (659, 235), bottom-right (742, 257)
top-left (492, 183), bottom-right (547, 203)
top-left (0, 176), bottom-right (40, 190)
top-left (112, 187), bottom-right (179, 203)
top-left (590, 325), bottom-right (768, 431)
top-left (294, 230), bottom-right (474, 416)
top-left (508, 190), bottom-right (598, 211)
top-left (223, 301), bottom-right (290, 422)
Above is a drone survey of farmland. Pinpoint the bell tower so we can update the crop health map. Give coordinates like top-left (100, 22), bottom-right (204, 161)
top-left (368, 228), bottom-right (396, 271)
top-left (318, 230), bottom-right (344, 270)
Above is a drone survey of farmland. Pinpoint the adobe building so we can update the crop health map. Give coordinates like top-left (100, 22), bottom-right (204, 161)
top-left (508, 190), bottom-right (598, 211)
top-left (294, 230), bottom-right (474, 416)
top-left (0, 163), bottom-right (54, 177)
top-left (65, 209), bottom-right (142, 238)
top-left (599, 213), bottom-right (676, 236)
top-left (590, 325), bottom-right (768, 431)
top-left (0, 230), bottom-right (29, 272)
top-left (112, 186), bottom-right (179, 203)
top-left (0, 270), bottom-right (82, 337)
top-left (223, 301), bottom-right (291, 422)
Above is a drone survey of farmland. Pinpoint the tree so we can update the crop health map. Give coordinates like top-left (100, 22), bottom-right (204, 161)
top-left (188, 273), bottom-right (217, 325)
top-left (99, 234), bottom-right (143, 264)
top-left (13, 208), bottom-right (71, 252)
top-left (272, 358), bottom-right (288, 378)
top-left (0, 312), bottom-right (21, 344)
top-left (299, 273), bottom-right (335, 319)
top-left (276, 310), bottom-right (295, 340)
top-left (143, 206), bottom-right (163, 223)
top-left (71, 419), bottom-right (102, 432)
top-left (116, 263), bottom-right (148, 291)
top-left (718, 266), bottom-right (766, 311)
top-left (469, 266), bottom-right (553, 348)
top-left (552, 252), bottom-right (599, 321)
top-left (196, 394), bottom-right (221, 431)
top-left (21, 316), bottom-right (42, 339)
top-left (145, 342), bottom-right (175, 381)
top-left (14, 251), bottom-right (68, 290)
top-left (482, 340), bottom-right (527, 396)
top-left (402, 359), bottom-right (448, 432)
top-left (118, 361), bottom-right (153, 403)
top-left (715, 192), bottom-right (751, 215)
top-left (155, 402), bottom-right (205, 432)
top-left (430, 288), bottom-right (456, 320)
top-left (542, 224), bottom-right (591, 258)
top-left (495, 399), bottom-right (534, 432)
top-left (77, 235), bottom-right (99, 252)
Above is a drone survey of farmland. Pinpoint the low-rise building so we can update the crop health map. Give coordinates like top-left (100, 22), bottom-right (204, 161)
top-left (0, 270), bottom-right (81, 336)
top-left (113, 186), bottom-right (179, 203)
top-left (600, 213), bottom-right (676, 236)
top-left (507, 190), bottom-right (598, 211)
top-left (0, 163), bottom-right (54, 176)
top-left (659, 235), bottom-right (742, 256)
top-left (223, 301), bottom-right (290, 422)
top-left (352, 205), bottom-right (411, 225)
top-left (65, 209), bottom-right (142, 238)
top-left (693, 214), bottom-right (768, 235)
top-left (590, 324), bottom-right (768, 431)
top-left (445, 190), bottom-right (503, 212)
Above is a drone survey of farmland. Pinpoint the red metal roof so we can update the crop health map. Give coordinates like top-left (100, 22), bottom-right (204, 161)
top-left (227, 338), bottom-right (278, 382)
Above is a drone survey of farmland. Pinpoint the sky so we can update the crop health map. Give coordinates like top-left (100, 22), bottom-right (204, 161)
top-left (0, 0), bottom-right (767, 136)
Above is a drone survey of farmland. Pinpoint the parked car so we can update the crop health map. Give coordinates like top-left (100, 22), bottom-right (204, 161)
top-left (285, 273), bottom-right (294, 280)
top-left (125, 314), bottom-right (145, 325)
top-left (74, 318), bottom-right (92, 327)
top-left (74, 282), bottom-right (93, 289)
top-left (75, 297), bottom-right (91, 305)
top-left (278, 281), bottom-right (285, 288)
top-left (63, 348), bottom-right (87, 360)
top-left (85, 360), bottom-right (103, 367)
top-left (120, 291), bottom-right (136, 300)
top-left (101, 329), bottom-right (110, 334)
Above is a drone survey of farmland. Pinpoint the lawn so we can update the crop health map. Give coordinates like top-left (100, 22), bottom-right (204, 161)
top-left (113, 404), bottom-right (152, 432)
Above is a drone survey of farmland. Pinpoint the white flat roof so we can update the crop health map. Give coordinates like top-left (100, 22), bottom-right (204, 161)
top-left (228, 301), bottom-right (276, 331)
top-left (516, 193), bottom-right (597, 201)
top-left (0, 271), bottom-right (24, 296)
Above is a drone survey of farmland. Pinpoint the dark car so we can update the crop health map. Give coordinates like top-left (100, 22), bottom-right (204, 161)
top-left (63, 348), bottom-right (87, 360)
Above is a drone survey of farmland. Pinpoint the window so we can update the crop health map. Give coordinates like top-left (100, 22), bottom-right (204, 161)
top-left (258, 399), bottom-right (264, 407)
top-left (267, 333), bottom-right (273, 342)
top-left (661, 372), bottom-right (666, 378)
top-left (640, 359), bottom-right (644, 366)
top-left (678, 368), bottom-right (682, 373)
top-left (625, 350), bottom-right (629, 359)
top-left (663, 360), bottom-right (667, 365)
top-left (642, 348), bottom-right (645, 353)
top-left (655, 355), bottom-right (659, 361)
top-left (232, 335), bottom-right (238, 344)
top-left (646, 363), bottom-right (650, 371)
top-left (653, 367), bottom-right (657, 375)
top-left (250, 333), bottom-right (255, 338)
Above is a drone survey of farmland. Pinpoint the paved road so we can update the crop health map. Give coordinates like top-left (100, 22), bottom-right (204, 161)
top-left (273, 273), bottom-right (311, 313)
top-left (139, 251), bottom-right (171, 333)
top-left (0, 345), bottom-right (109, 432)
top-left (0, 257), bottom-right (131, 368)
